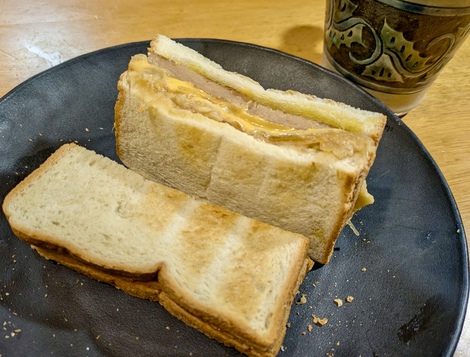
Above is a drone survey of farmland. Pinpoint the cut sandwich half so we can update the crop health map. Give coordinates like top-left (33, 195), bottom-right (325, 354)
top-left (2, 143), bottom-right (312, 357)
top-left (115, 34), bottom-right (387, 264)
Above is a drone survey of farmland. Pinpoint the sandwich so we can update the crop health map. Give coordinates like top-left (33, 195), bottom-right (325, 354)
top-left (114, 34), bottom-right (387, 264)
top-left (2, 143), bottom-right (312, 357)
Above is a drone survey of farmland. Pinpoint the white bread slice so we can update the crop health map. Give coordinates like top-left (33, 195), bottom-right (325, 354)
top-left (2, 143), bottom-right (312, 357)
top-left (115, 35), bottom-right (387, 264)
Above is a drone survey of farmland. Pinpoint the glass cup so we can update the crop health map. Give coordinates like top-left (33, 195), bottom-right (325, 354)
top-left (321, 0), bottom-right (470, 116)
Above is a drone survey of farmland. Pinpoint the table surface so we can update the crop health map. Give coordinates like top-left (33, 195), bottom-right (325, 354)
top-left (1, 0), bottom-right (469, 355)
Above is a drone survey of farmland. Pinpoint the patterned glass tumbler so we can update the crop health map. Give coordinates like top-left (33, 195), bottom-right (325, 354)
top-left (321, 0), bottom-right (470, 116)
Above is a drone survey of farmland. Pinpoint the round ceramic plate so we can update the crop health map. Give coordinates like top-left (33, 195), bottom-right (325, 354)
top-left (0, 39), bottom-right (468, 357)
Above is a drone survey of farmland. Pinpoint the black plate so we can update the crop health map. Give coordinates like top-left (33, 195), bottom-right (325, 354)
top-left (0, 39), bottom-right (468, 357)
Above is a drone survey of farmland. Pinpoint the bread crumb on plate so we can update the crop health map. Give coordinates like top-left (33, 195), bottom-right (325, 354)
top-left (312, 314), bottom-right (328, 326)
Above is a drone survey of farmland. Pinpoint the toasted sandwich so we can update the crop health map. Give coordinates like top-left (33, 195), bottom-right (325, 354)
top-left (115, 34), bottom-right (387, 264)
top-left (2, 143), bottom-right (312, 357)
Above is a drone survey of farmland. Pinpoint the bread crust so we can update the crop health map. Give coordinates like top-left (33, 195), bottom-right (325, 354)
top-left (32, 244), bottom-right (311, 357)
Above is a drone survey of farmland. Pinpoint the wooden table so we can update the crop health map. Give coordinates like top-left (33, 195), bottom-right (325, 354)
top-left (1, 0), bottom-right (469, 355)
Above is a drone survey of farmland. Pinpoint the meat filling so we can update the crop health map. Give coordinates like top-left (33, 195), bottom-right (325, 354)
top-left (148, 54), bottom-right (331, 131)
